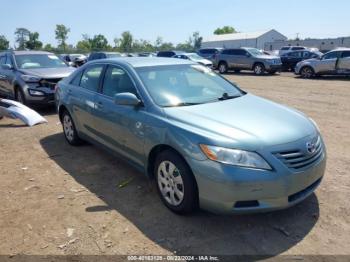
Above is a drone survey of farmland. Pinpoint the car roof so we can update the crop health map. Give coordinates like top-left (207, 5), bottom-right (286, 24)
top-left (92, 57), bottom-right (195, 68)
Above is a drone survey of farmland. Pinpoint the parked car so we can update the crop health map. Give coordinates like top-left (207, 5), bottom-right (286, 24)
top-left (88, 52), bottom-right (122, 61)
top-left (215, 47), bottom-right (282, 75)
top-left (138, 52), bottom-right (157, 57)
top-left (281, 50), bottom-right (323, 71)
top-left (157, 50), bottom-right (184, 57)
top-left (0, 50), bottom-right (75, 105)
top-left (295, 48), bottom-right (350, 78)
top-left (172, 53), bottom-right (213, 67)
top-left (197, 48), bottom-right (223, 62)
top-left (279, 46), bottom-right (308, 56)
top-left (56, 57), bottom-right (326, 214)
top-left (59, 54), bottom-right (87, 67)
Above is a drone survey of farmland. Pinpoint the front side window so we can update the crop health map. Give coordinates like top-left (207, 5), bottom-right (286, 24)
top-left (0, 56), bottom-right (6, 65)
top-left (102, 66), bottom-right (136, 97)
top-left (15, 54), bottom-right (67, 69)
top-left (341, 51), bottom-right (350, 58)
top-left (246, 48), bottom-right (264, 56)
top-left (136, 64), bottom-right (243, 107)
top-left (80, 65), bottom-right (104, 92)
top-left (323, 52), bottom-right (340, 60)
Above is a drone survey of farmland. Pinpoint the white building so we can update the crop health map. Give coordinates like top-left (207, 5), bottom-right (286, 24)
top-left (265, 36), bottom-right (350, 52)
top-left (201, 29), bottom-right (287, 50)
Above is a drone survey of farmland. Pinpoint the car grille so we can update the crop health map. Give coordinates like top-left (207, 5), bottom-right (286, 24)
top-left (274, 136), bottom-right (323, 170)
top-left (39, 78), bottom-right (62, 90)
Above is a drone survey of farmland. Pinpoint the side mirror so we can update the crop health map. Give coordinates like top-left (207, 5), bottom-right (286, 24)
top-left (1, 64), bottom-right (13, 70)
top-left (114, 92), bottom-right (142, 107)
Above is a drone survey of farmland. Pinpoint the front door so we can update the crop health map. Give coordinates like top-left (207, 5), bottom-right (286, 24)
top-left (93, 64), bottom-right (146, 167)
top-left (337, 51), bottom-right (350, 73)
top-left (317, 51), bottom-right (340, 74)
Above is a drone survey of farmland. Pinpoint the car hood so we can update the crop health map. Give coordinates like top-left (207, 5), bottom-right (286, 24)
top-left (164, 94), bottom-right (315, 149)
top-left (19, 67), bottom-right (76, 79)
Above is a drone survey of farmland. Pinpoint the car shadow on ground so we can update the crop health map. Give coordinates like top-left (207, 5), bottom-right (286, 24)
top-left (40, 133), bottom-right (320, 257)
top-left (218, 71), bottom-right (279, 77)
top-left (296, 75), bottom-right (350, 81)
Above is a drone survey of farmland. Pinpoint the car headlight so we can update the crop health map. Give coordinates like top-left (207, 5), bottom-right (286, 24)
top-left (199, 144), bottom-right (272, 170)
top-left (21, 75), bottom-right (41, 82)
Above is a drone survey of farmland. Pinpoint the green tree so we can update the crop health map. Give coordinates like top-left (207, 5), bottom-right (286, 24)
top-left (119, 31), bottom-right (133, 52)
top-left (55, 24), bottom-right (70, 51)
top-left (90, 34), bottom-right (109, 51)
top-left (26, 32), bottom-right (43, 50)
top-left (43, 44), bottom-right (55, 52)
top-left (191, 31), bottom-right (202, 50)
top-left (213, 26), bottom-right (236, 35)
top-left (15, 28), bottom-right (30, 50)
top-left (0, 35), bottom-right (9, 50)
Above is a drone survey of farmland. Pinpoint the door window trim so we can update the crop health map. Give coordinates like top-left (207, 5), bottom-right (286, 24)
top-left (73, 63), bottom-right (106, 94)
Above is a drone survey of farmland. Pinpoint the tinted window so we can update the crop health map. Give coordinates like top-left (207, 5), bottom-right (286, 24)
top-left (281, 47), bottom-right (290, 50)
top-left (102, 66), bottom-right (136, 97)
top-left (200, 49), bottom-right (215, 54)
top-left (80, 65), bottom-right (104, 92)
top-left (341, 51), bottom-right (350, 58)
top-left (323, 52), bottom-right (340, 60)
top-left (292, 47), bottom-right (304, 51)
top-left (222, 49), bottom-right (241, 55)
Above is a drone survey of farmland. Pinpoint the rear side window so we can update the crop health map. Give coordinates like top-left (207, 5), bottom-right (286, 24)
top-left (341, 51), bottom-right (350, 58)
top-left (200, 49), bottom-right (215, 54)
top-left (80, 65), bottom-right (104, 92)
top-left (102, 66), bottom-right (137, 97)
top-left (323, 52), bottom-right (340, 60)
top-left (292, 47), bottom-right (304, 51)
top-left (281, 47), bottom-right (290, 50)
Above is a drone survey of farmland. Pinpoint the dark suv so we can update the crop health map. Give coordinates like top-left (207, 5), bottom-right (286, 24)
top-left (197, 48), bottom-right (223, 62)
top-left (0, 51), bottom-right (75, 105)
top-left (157, 50), bottom-right (185, 57)
top-left (88, 52), bottom-right (122, 61)
top-left (280, 50), bottom-right (323, 71)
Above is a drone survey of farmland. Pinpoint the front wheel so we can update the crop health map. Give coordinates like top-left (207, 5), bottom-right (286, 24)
top-left (218, 62), bottom-right (228, 74)
top-left (300, 66), bottom-right (314, 79)
top-left (15, 88), bottom-right (27, 105)
top-left (155, 150), bottom-right (198, 214)
top-left (253, 63), bottom-right (265, 75)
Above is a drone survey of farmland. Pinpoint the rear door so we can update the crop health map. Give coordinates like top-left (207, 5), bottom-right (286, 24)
top-left (68, 64), bottom-right (104, 139)
top-left (226, 49), bottom-right (240, 68)
top-left (0, 55), bottom-right (7, 94)
top-left (93, 64), bottom-right (146, 167)
top-left (337, 51), bottom-right (350, 73)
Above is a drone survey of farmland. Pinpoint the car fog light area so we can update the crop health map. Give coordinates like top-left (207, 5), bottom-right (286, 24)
top-left (28, 89), bottom-right (45, 96)
top-left (199, 144), bottom-right (272, 170)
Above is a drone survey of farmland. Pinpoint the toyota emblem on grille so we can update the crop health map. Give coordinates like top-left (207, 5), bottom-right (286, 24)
top-left (306, 141), bottom-right (317, 154)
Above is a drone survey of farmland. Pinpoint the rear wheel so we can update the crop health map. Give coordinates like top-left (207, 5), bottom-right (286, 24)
top-left (253, 63), bottom-right (265, 75)
top-left (218, 62), bottom-right (228, 74)
top-left (62, 110), bottom-right (83, 145)
top-left (300, 66), bottom-right (314, 79)
top-left (154, 150), bottom-right (198, 214)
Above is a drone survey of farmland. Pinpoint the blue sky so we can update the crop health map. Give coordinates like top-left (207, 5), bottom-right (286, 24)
top-left (1, 0), bottom-right (349, 47)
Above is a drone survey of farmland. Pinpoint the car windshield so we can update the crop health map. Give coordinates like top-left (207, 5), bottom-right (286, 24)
top-left (187, 53), bottom-right (204, 60)
top-left (136, 64), bottom-right (243, 107)
top-left (15, 54), bottom-right (67, 69)
top-left (246, 48), bottom-right (265, 56)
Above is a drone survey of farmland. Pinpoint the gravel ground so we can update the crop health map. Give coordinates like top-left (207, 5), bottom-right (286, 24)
top-left (0, 72), bottom-right (349, 259)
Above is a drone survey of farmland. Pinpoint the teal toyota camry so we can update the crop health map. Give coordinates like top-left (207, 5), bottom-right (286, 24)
top-left (55, 57), bottom-right (326, 214)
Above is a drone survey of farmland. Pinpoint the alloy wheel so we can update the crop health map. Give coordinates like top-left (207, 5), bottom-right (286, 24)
top-left (157, 160), bottom-right (184, 206)
top-left (63, 115), bottom-right (74, 142)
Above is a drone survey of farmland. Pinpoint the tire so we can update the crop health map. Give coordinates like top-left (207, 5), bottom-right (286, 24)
top-left (300, 66), bottom-right (315, 79)
top-left (218, 62), bottom-right (228, 74)
top-left (234, 69), bottom-right (241, 73)
top-left (253, 63), bottom-right (265, 75)
top-left (154, 150), bottom-right (198, 214)
top-left (61, 110), bottom-right (83, 146)
top-left (15, 87), bottom-right (27, 105)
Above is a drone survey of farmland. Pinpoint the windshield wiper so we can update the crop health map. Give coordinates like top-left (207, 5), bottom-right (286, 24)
top-left (163, 102), bottom-right (202, 107)
top-left (217, 92), bottom-right (241, 101)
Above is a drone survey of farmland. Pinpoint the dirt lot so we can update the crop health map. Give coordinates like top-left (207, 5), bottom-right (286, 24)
top-left (0, 72), bottom-right (349, 259)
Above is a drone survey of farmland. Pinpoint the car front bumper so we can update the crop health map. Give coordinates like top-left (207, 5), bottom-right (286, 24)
top-left (186, 139), bottom-right (326, 214)
top-left (23, 84), bottom-right (56, 105)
